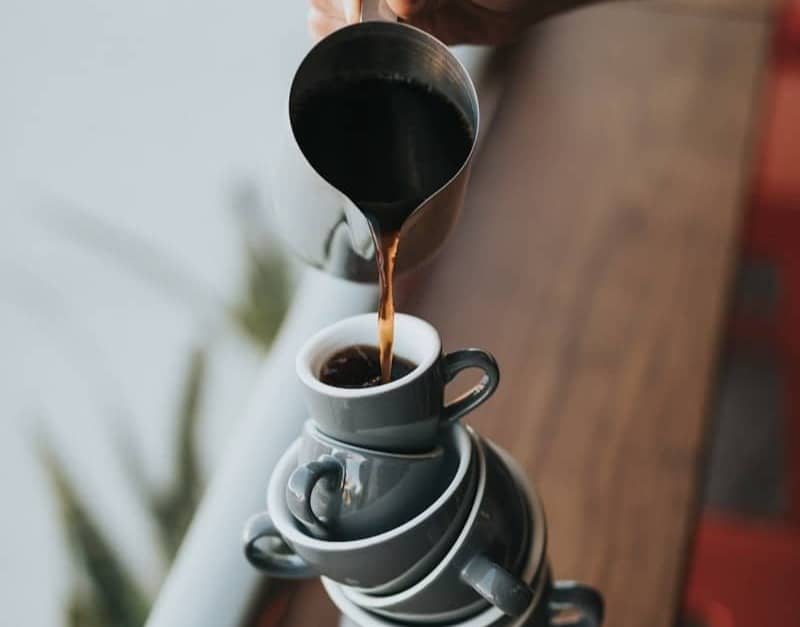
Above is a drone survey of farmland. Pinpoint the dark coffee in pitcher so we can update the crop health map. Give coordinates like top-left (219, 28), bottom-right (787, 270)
top-left (319, 345), bottom-right (417, 389)
top-left (291, 75), bottom-right (475, 383)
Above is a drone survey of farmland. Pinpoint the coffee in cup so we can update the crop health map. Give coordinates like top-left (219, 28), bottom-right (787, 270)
top-left (297, 313), bottom-right (500, 452)
top-left (319, 345), bottom-right (417, 389)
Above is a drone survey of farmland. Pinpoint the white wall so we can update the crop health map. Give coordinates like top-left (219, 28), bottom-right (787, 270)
top-left (0, 1), bottom-right (310, 625)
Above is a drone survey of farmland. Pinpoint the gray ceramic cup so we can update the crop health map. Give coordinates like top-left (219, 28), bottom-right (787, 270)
top-left (287, 421), bottom-right (446, 540)
top-left (324, 492), bottom-right (540, 627)
top-left (328, 570), bottom-right (603, 627)
top-left (326, 445), bottom-right (603, 627)
top-left (296, 313), bottom-right (499, 452)
top-left (243, 424), bottom-right (478, 593)
top-left (339, 435), bottom-right (534, 621)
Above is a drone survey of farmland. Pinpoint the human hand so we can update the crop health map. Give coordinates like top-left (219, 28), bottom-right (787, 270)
top-left (308, 0), bottom-right (554, 45)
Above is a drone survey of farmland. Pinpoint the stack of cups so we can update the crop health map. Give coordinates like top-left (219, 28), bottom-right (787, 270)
top-left (243, 314), bottom-right (604, 627)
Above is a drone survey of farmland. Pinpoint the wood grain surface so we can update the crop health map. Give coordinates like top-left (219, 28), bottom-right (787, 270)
top-left (273, 2), bottom-right (769, 626)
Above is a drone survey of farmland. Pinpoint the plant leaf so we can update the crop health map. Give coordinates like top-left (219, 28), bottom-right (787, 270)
top-left (66, 590), bottom-right (107, 627)
top-left (36, 436), bottom-right (150, 627)
top-left (111, 416), bottom-right (161, 521)
top-left (230, 240), bottom-right (290, 352)
top-left (149, 347), bottom-right (207, 561)
top-left (227, 184), bottom-right (291, 352)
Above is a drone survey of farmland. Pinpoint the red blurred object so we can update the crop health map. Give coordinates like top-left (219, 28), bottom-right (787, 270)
top-left (684, 515), bottom-right (800, 627)
top-left (776, 0), bottom-right (800, 64)
top-left (683, 596), bottom-right (735, 627)
top-left (743, 0), bottom-right (800, 264)
top-left (732, 0), bottom-right (800, 523)
top-left (744, 68), bottom-right (800, 265)
top-left (685, 4), bottom-right (800, 625)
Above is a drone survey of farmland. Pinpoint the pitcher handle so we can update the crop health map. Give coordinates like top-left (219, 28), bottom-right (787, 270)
top-left (361, 0), bottom-right (397, 22)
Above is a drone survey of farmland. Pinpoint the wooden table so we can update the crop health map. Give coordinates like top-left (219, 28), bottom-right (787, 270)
top-left (271, 2), bottom-right (770, 625)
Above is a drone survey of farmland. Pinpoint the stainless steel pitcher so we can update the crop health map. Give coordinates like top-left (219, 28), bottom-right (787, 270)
top-left (270, 0), bottom-right (480, 283)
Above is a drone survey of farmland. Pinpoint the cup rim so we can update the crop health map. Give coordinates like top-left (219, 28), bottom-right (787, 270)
top-left (334, 440), bottom-right (548, 621)
top-left (301, 420), bottom-right (444, 461)
top-left (489, 440), bottom-right (547, 588)
top-left (268, 423), bottom-right (473, 550)
top-left (323, 469), bottom-right (547, 627)
top-left (324, 565), bottom-right (548, 627)
top-left (325, 563), bottom-right (548, 627)
top-left (291, 20), bottom-right (480, 131)
top-left (296, 313), bottom-right (442, 399)
top-left (338, 431), bottom-right (488, 608)
top-left (289, 20), bottom-right (481, 206)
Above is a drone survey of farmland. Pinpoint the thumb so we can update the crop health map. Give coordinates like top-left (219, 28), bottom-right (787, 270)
top-left (385, 0), bottom-right (433, 19)
top-left (341, 0), bottom-right (360, 23)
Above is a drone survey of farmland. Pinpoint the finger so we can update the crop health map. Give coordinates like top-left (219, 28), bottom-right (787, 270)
top-left (385, 0), bottom-right (434, 19)
top-left (310, 0), bottom-right (346, 17)
top-left (341, 0), bottom-right (360, 22)
top-left (308, 7), bottom-right (347, 40)
top-left (408, 2), bottom-right (522, 45)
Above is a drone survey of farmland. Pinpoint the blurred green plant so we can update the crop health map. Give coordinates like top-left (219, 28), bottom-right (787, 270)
top-left (39, 180), bottom-right (292, 351)
top-left (38, 346), bottom-right (208, 626)
top-left (230, 235), bottom-right (291, 352)
top-left (37, 439), bottom-right (150, 627)
top-left (228, 180), bottom-right (292, 352)
top-left (37, 187), bottom-right (291, 626)
top-left (141, 347), bottom-right (207, 561)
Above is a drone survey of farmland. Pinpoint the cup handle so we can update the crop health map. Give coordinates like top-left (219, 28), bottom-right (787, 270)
top-left (360, 0), bottom-right (397, 22)
top-left (460, 554), bottom-right (533, 617)
top-left (441, 349), bottom-right (500, 425)
top-left (286, 456), bottom-right (344, 539)
top-left (242, 512), bottom-right (317, 579)
top-left (548, 580), bottom-right (605, 627)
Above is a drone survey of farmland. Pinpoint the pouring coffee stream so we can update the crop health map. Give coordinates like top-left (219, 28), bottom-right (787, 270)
top-left (242, 4), bottom-right (606, 623)
top-left (279, 0), bottom-right (480, 382)
top-left (375, 230), bottom-right (400, 382)
top-left (290, 69), bottom-right (476, 383)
